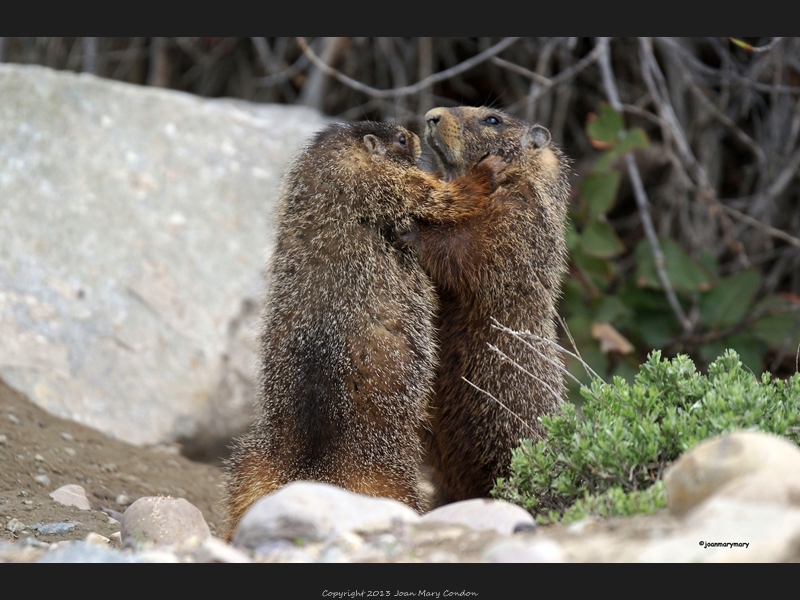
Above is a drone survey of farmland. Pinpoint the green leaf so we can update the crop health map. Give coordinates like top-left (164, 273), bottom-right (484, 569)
top-left (698, 269), bottom-right (761, 329)
top-left (748, 300), bottom-right (800, 349)
top-left (612, 127), bottom-right (649, 155)
top-left (634, 238), bottom-right (713, 293)
top-left (635, 312), bottom-right (680, 348)
top-left (571, 246), bottom-right (617, 289)
top-left (586, 103), bottom-right (623, 146)
top-left (580, 172), bottom-right (621, 219)
top-left (580, 220), bottom-right (625, 259)
top-left (591, 295), bottom-right (633, 324)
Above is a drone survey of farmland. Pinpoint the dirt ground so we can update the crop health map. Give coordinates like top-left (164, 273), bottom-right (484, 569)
top-left (0, 379), bottom-right (226, 546)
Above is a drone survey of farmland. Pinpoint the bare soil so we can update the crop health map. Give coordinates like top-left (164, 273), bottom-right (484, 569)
top-left (0, 379), bottom-right (226, 546)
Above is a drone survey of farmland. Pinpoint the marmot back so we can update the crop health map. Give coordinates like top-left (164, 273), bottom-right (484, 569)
top-left (223, 120), bottom-right (503, 535)
top-left (414, 106), bottom-right (571, 505)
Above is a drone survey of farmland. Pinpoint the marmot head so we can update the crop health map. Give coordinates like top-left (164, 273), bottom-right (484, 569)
top-left (424, 106), bottom-right (552, 180)
top-left (314, 121), bottom-right (422, 167)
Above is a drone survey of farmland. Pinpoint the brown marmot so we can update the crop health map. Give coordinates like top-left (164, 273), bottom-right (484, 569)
top-left (223, 120), bottom-right (504, 534)
top-left (405, 106), bottom-right (572, 506)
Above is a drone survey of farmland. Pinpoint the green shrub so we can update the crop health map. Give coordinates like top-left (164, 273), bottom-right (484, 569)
top-left (491, 349), bottom-right (800, 524)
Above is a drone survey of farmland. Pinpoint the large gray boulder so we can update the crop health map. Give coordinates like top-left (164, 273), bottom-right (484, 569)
top-left (0, 64), bottom-right (331, 453)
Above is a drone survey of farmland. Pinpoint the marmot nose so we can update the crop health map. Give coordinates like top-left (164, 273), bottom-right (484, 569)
top-left (425, 108), bottom-right (444, 128)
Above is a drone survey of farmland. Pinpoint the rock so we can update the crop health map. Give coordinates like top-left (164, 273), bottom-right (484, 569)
top-left (121, 496), bottom-right (210, 547)
top-left (84, 532), bottom-right (110, 545)
top-left (33, 474), bottom-right (51, 486)
top-left (0, 63), bottom-right (331, 450)
top-left (637, 497), bottom-right (800, 562)
top-left (49, 484), bottom-right (91, 510)
top-left (6, 518), bottom-right (26, 533)
top-left (189, 537), bottom-right (252, 563)
top-left (231, 481), bottom-right (421, 550)
top-left (664, 430), bottom-right (800, 515)
top-left (36, 542), bottom-right (146, 563)
top-left (421, 498), bottom-right (536, 535)
top-left (31, 522), bottom-right (81, 535)
top-left (483, 537), bottom-right (567, 563)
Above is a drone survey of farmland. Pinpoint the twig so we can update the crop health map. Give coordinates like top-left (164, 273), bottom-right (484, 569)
top-left (299, 37), bottom-right (349, 110)
top-left (597, 37), bottom-right (692, 332)
top-left (82, 37), bottom-right (98, 74)
top-left (296, 36), bottom-right (520, 99)
top-left (730, 37), bottom-right (784, 53)
top-left (493, 37), bottom-right (607, 95)
top-left (658, 37), bottom-right (800, 95)
top-left (487, 343), bottom-right (563, 404)
top-left (641, 37), bottom-right (751, 269)
top-left (717, 203), bottom-right (800, 249)
top-left (461, 378), bottom-right (538, 437)
top-left (489, 319), bottom-right (585, 387)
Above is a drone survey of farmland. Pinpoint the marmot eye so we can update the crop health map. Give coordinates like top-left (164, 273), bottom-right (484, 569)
top-left (398, 134), bottom-right (407, 145)
top-left (484, 116), bottom-right (501, 126)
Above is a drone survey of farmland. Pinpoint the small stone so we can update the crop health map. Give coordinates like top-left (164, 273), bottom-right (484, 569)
top-left (34, 474), bottom-right (51, 487)
top-left (84, 532), bottom-right (110, 546)
top-left (50, 484), bottom-right (91, 510)
top-left (121, 496), bottom-right (210, 547)
top-left (0, 434), bottom-right (7, 444)
top-left (484, 538), bottom-right (567, 563)
top-left (33, 521), bottom-right (80, 535)
top-left (231, 481), bottom-right (420, 550)
top-left (8, 414), bottom-right (21, 425)
top-left (109, 532), bottom-right (122, 543)
top-left (64, 448), bottom-right (76, 457)
top-left (421, 498), bottom-right (536, 535)
top-left (7, 518), bottom-right (26, 533)
top-left (21, 537), bottom-right (51, 549)
top-left (60, 432), bottom-right (74, 441)
top-left (116, 494), bottom-right (130, 506)
top-left (191, 537), bottom-right (252, 563)
top-left (36, 543), bottom-right (144, 563)
top-left (134, 549), bottom-right (181, 563)
top-left (34, 454), bottom-right (44, 461)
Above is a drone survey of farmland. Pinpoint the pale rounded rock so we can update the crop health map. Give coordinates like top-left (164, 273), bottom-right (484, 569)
top-left (484, 537), bottom-right (567, 563)
top-left (50, 484), bottom-right (91, 510)
top-left (664, 431), bottom-right (800, 516)
top-left (191, 537), bottom-right (252, 563)
top-left (121, 496), bottom-right (210, 547)
top-left (84, 532), bottom-right (110, 546)
top-left (232, 481), bottom-right (420, 550)
top-left (6, 518), bottom-right (26, 533)
top-left (421, 498), bottom-right (536, 535)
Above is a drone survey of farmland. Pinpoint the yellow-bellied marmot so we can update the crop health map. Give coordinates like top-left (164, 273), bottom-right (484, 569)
top-left (409, 106), bottom-right (571, 506)
top-left (223, 121), bottom-right (504, 534)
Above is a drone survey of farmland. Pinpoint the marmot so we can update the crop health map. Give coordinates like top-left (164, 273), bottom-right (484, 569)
top-left (223, 121), bottom-right (504, 534)
top-left (406, 106), bottom-right (571, 506)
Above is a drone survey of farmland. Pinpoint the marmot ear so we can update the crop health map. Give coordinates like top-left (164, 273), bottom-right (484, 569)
top-left (522, 125), bottom-right (552, 150)
top-left (363, 134), bottom-right (387, 156)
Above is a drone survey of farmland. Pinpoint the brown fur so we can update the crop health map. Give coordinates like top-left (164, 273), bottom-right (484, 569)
top-left (410, 106), bottom-right (571, 506)
top-left (222, 121), bottom-right (503, 536)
